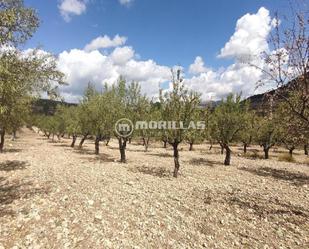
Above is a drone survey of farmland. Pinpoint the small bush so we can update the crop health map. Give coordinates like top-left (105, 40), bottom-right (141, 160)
top-left (278, 153), bottom-right (296, 163)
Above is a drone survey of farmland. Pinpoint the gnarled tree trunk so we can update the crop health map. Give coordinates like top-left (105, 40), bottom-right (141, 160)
top-left (163, 140), bottom-right (167, 148)
top-left (172, 142), bottom-right (180, 177)
top-left (95, 135), bottom-right (101, 155)
top-left (189, 142), bottom-right (193, 151)
top-left (79, 134), bottom-right (88, 149)
top-left (289, 146), bottom-right (295, 155)
top-left (263, 146), bottom-right (270, 159)
top-left (224, 144), bottom-right (231, 166)
top-left (118, 137), bottom-right (127, 163)
top-left (71, 135), bottom-right (77, 148)
top-left (243, 142), bottom-right (247, 154)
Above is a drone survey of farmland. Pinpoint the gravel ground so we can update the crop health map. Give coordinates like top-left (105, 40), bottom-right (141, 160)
top-left (0, 129), bottom-right (308, 249)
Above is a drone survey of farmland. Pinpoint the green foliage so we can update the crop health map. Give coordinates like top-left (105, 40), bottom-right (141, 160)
top-left (159, 69), bottom-right (201, 145)
top-left (210, 94), bottom-right (248, 145)
top-left (0, 0), bottom-right (39, 46)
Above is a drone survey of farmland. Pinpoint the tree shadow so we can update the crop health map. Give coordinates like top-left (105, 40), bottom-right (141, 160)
top-left (0, 160), bottom-right (28, 172)
top-left (129, 165), bottom-right (171, 178)
top-left (225, 191), bottom-right (309, 226)
top-left (188, 158), bottom-right (219, 167)
top-left (81, 153), bottom-right (115, 163)
top-left (239, 167), bottom-right (309, 186)
top-left (2, 148), bottom-right (22, 153)
top-left (0, 177), bottom-right (49, 217)
top-left (146, 152), bottom-right (172, 158)
top-left (52, 143), bottom-right (71, 148)
top-left (73, 148), bottom-right (96, 155)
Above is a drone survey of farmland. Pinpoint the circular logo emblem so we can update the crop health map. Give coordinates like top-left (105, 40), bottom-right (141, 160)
top-left (115, 118), bottom-right (134, 138)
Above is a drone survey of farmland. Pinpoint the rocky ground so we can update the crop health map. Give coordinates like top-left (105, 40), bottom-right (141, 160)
top-left (0, 129), bottom-right (308, 249)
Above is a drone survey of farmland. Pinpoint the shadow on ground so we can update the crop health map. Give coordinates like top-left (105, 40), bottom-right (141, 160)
top-left (81, 153), bottom-right (115, 163)
top-left (129, 165), bottom-right (171, 178)
top-left (239, 166), bottom-right (309, 186)
top-left (0, 160), bottom-right (28, 172)
top-left (189, 157), bottom-right (220, 167)
top-left (0, 177), bottom-right (49, 217)
top-left (146, 152), bottom-right (172, 158)
top-left (2, 148), bottom-right (22, 153)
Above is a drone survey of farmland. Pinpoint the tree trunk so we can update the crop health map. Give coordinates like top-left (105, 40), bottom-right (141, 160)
top-left (289, 147), bottom-right (295, 155)
top-left (0, 129), bottom-right (5, 153)
top-left (209, 143), bottom-right (213, 150)
top-left (105, 138), bottom-right (110, 146)
top-left (172, 143), bottom-right (180, 178)
top-left (243, 143), bottom-right (247, 154)
top-left (189, 142), bottom-right (193, 151)
top-left (79, 135), bottom-right (87, 149)
top-left (95, 135), bottom-right (100, 155)
top-left (118, 137), bottom-right (127, 163)
top-left (144, 137), bottom-right (150, 152)
top-left (71, 135), bottom-right (77, 148)
top-left (11, 130), bottom-right (17, 141)
top-left (224, 144), bottom-right (231, 166)
top-left (304, 144), bottom-right (308, 155)
top-left (263, 146), bottom-right (270, 159)
top-left (142, 137), bottom-right (146, 146)
top-left (163, 140), bottom-right (167, 148)
top-left (128, 138), bottom-right (132, 144)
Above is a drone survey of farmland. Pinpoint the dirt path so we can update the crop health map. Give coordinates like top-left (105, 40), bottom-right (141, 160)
top-left (0, 129), bottom-right (309, 248)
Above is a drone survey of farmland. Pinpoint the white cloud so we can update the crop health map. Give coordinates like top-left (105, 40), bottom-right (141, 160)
top-left (119, 0), bottom-right (134, 7)
top-left (58, 0), bottom-right (87, 22)
top-left (56, 7), bottom-right (276, 103)
top-left (57, 47), bottom-right (170, 102)
top-left (189, 56), bottom-right (209, 75)
top-left (84, 35), bottom-right (127, 52)
top-left (110, 46), bottom-right (135, 65)
top-left (218, 7), bottom-right (272, 59)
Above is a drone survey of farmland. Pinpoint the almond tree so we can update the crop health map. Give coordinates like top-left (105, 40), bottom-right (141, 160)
top-left (159, 69), bottom-right (201, 177)
top-left (210, 94), bottom-right (248, 165)
top-left (253, 6), bottom-right (308, 139)
top-left (256, 116), bottom-right (280, 159)
top-left (185, 108), bottom-right (207, 151)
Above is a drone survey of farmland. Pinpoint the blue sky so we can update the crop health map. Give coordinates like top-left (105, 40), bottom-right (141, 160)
top-left (23, 0), bottom-right (291, 102)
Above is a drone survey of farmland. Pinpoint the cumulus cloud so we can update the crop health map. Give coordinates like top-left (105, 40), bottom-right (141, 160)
top-left (218, 7), bottom-right (272, 59)
top-left (188, 56), bottom-right (209, 75)
top-left (110, 46), bottom-right (135, 65)
top-left (84, 35), bottom-right (127, 52)
top-left (57, 47), bottom-right (170, 102)
top-left (119, 0), bottom-right (134, 7)
top-left (55, 7), bottom-right (276, 103)
top-left (58, 0), bottom-right (87, 22)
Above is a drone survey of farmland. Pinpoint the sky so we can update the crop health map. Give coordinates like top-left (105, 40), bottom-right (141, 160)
top-left (23, 0), bottom-right (293, 103)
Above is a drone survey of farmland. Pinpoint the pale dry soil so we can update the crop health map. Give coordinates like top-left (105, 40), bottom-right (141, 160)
top-left (0, 129), bottom-right (309, 249)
